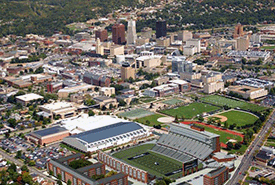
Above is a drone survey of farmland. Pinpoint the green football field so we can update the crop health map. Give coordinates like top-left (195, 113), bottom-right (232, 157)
top-left (200, 95), bottom-right (267, 112)
top-left (218, 110), bottom-right (258, 127)
top-left (112, 144), bottom-right (182, 178)
top-left (159, 102), bottom-right (220, 119)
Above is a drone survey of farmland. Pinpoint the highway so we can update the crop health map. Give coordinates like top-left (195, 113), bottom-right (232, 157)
top-left (227, 110), bottom-right (275, 185)
top-left (0, 149), bottom-right (55, 183)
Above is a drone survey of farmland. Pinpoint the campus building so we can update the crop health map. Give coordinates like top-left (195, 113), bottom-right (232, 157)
top-left (227, 85), bottom-right (268, 100)
top-left (15, 93), bottom-right (44, 106)
top-left (60, 115), bottom-right (150, 152)
top-left (39, 102), bottom-right (77, 119)
top-left (98, 151), bottom-right (149, 183)
top-left (121, 62), bottom-right (135, 81)
top-left (203, 166), bottom-right (229, 185)
top-left (47, 153), bottom-right (128, 185)
top-left (83, 72), bottom-right (111, 87)
top-left (156, 20), bottom-right (167, 38)
top-left (26, 126), bottom-right (70, 145)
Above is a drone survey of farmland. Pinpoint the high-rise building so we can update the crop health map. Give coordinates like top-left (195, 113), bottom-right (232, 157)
top-left (121, 62), bottom-right (135, 81)
top-left (112, 24), bottom-right (126, 45)
top-left (95, 29), bottom-right (108, 42)
top-left (237, 35), bottom-right (249, 51)
top-left (127, 19), bottom-right (137, 45)
top-left (233, 23), bottom-right (244, 39)
top-left (178, 30), bottom-right (193, 41)
top-left (156, 20), bottom-right (167, 38)
top-left (171, 56), bottom-right (192, 74)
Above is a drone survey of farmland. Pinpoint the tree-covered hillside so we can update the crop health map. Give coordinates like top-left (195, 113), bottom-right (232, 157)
top-left (0, 0), bottom-right (140, 36)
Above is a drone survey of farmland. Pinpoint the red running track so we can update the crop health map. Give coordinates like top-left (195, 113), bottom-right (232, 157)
top-left (181, 121), bottom-right (244, 148)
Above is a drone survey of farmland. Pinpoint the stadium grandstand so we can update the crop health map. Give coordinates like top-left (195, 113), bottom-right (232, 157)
top-left (152, 124), bottom-right (220, 162)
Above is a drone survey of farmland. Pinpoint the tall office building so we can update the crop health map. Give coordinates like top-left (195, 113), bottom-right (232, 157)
top-left (171, 56), bottom-right (192, 74)
top-left (95, 29), bottom-right (108, 42)
top-left (156, 20), bottom-right (167, 38)
top-left (112, 24), bottom-right (126, 45)
top-left (127, 19), bottom-right (137, 45)
top-left (121, 62), bottom-right (135, 81)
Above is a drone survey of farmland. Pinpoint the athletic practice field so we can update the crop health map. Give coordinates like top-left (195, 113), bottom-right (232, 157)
top-left (200, 95), bottom-right (267, 112)
top-left (160, 102), bottom-right (220, 119)
top-left (218, 110), bottom-right (258, 127)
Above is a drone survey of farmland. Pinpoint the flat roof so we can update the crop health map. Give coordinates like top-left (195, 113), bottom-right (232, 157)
top-left (70, 122), bottom-right (143, 144)
top-left (206, 166), bottom-right (227, 177)
top-left (16, 93), bottom-right (44, 102)
top-left (40, 102), bottom-right (73, 111)
top-left (31, 126), bottom-right (68, 138)
top-left (61, 115), bottom-right (129, 133)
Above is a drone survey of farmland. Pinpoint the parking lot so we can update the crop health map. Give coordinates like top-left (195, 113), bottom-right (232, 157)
top-left (0, 136), bottom-right (72, 170)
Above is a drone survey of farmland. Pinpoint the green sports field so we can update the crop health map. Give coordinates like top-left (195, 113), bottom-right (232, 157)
top-left (112, 144), bottom-right (182, 178)
top-left (136, 114), bottom-right (164, 126)
top-left (162, 99), bottom-right (183, 105)
top-left (194, 124), bottom-right (243, 143)
top-left (118, 108), bottom-right (154, 119)
top-left (159, 102), bottom-right (220, 119)
top-left (218, 110), bottom-right (258, 126)
top-left (200, 95), bottom-right (267, 112)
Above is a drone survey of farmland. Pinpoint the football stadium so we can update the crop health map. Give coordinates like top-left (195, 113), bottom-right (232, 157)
top-left (98, 123), bottom-right (221, 181)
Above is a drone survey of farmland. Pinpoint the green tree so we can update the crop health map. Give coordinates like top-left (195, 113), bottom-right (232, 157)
top-left (88, 110), bottom-right (95, 116)
top-left (21, 165), bottom-right (29, 172)
top-left (227, 142), bottom-right (234, 150)
top-left (67, 179), bottom-right (72, 185)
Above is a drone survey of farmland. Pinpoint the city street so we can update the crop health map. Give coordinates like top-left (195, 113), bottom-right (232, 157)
top-left (227, 110), bottom-right (275, 184)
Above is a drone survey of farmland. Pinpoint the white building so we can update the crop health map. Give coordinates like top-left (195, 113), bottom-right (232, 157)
top-left (15, 93), bottom-right (44, 106)
top-left (127, 19), bottom-right (137, 45)
top-left (61, 115), bottom-right (150, 152)
top-left (186, 39), bottom-right (201, 53)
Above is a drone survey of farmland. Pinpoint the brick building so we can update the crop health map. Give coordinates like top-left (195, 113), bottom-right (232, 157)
top-left (83, 72), bottom-right (110, 87)
top-left (47, 153), bottom-right (128, 185)
top-left (26, 126), bottom-right (70, 145)
top-left (98, 151), bottom-right (148, 184)
top-left (204, 166), bottom-right (229, 185)
top-left (95, 29), bottom-right (108, 42)
top-left (47, 82), bottom-right (63, 93)
top-left (112, 24), bottom-right (126, 45)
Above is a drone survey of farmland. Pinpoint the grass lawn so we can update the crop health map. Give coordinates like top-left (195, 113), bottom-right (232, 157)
top-left (160, 102), bottom-right (220, 119)
top-left (194, 124), bottom-right (243, 144)
top-left (140, 97), bottom-right (156, 103)
top-left (201, 95), bottom-right (267, 112)
top-left (260, 45), bottom-right (275, 50)
top-left (219, 110), bottom-right (258, 127)
top-left (162, 99), bottom-right (183, 105)
top-left (112, 144), bottom-right (182, 178)
top-left (60, 143), bottom-right (85, 154)
top-left (136, 114), bottom-right (164, 126)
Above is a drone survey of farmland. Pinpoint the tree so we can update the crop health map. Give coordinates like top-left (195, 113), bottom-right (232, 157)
top-left (7, 118), bottom-right (17, 128)
top-left (198, 115), bottom-right (204, 122)
top-left (234, 142), bottom-right (242, 150)
top-left (227, 142), bottom-right (234, 150)
top-left (34, 66), bottom-right (44, 74)
top-left (8, 163), bottom-right (17, 172)
top-left (101, 105), bottom-right (107, 111)
top-left (109, 104), bottom-right (114, 109)
top-left (88, 110), bottom-right (95, 116)
top-left (28, 160), bottom-right (35, 166)
top-left (57, 174), bottom-right (61, 180)
top-left (22, 172), bottom-right (33, 184)
top-left (174, 115), bottom-right (178, 122)
top-left (146, 120), bottom-right (150, 125)
top-left (118, 100), bottom-right (126, 107)
top-left (21, 165), bottom-right (29, 172)
top-left (15, 150), bottom-right (22, 159)
top-left (57, 180), bottom-right (62, 185)
top-left (224, 121), bottom-right (228, 128)
top-left (67, 179), bottom-right (72, 185)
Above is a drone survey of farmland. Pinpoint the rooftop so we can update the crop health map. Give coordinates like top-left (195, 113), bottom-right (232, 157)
top-left (30, 126), bottom-right (68, 138)
top-left (40, 102), bottom-right (73, 111)
top-left (16, 93), bottom-right (44, 102)
top-left (205, 166), bottom-right (227, 177)
top-left (69, 121), bottom-right (143, 144)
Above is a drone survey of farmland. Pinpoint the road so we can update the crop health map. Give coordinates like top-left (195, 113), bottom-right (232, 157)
top-left (0, 149), bottom-right (55, 183)
top-left (227, 110), bottom-right (275, 185)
